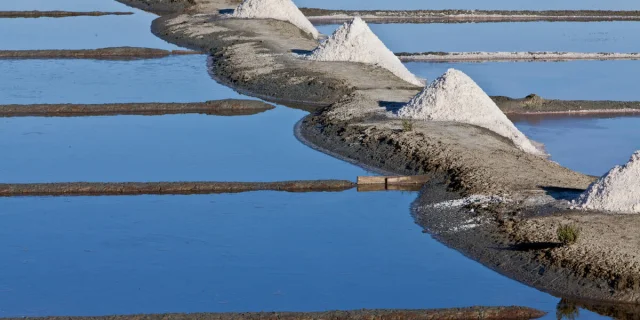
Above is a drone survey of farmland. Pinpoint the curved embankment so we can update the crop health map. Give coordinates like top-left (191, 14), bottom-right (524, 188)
top-left (134, 0), bottom-right (640, 308)
top-left (0, 307), bottom-right (546, 320)
top-left (0, 180), bottom-right (355, 197)
top-left (0, 47), bottom-right (201, 60)
top-left (301, 8), bottom-right (640, 24)
top-left (397, 51), bottom-right (640, 63)
top-left (0, 99), bottom-right (274, 117)
top-left (0, 11), bottom-right (133, 18)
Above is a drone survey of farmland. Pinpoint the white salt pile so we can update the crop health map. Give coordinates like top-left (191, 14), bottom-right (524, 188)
top-left (230, 0), bottom-right (319, 39)
top-left (576, 151), bottom-right (640, 214)
top-left (307, 17), bottom-right (423, 87)
top-left (397, 69), bottom-right (545, 156)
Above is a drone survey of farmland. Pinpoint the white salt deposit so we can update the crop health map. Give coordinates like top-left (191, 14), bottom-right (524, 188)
top-left (397, 51), bottom-right (640, 62)
top-left (397, 69), bottom-right (545, 156)
top-left (230, 0), bottom-right (319, 39)
top-left (307, 17), bottom-right (423, 87)
top-left (576, 151), bottom-right (640, 214)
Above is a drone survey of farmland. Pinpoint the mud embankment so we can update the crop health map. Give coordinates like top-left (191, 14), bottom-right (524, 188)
top-left (0, 307), bottom-right (546, 320)
top-left (0, 11), bottom-right (133, 18)
top-left (0, 99), bottom-right (274, 117)
top-left (0, 180), bottom-right (355, 197)
top-left (397, 51), bottom-right (640, 63)
top-left (0, 47), bottom-right (201, 60)
top-left (494, 94), bottom-right (640, 115)
top-left (301, 8), bottom-right (640, 24)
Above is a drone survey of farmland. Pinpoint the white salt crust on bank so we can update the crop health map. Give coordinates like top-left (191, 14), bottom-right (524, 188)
top-left (397, 69), bottom-right (545, 156)
top-left (230, 0), bottom-right (319, 39)
top-left (576, 151), bottom-right (640, 214)
top-left (307, 17), bottom-right (423, 87)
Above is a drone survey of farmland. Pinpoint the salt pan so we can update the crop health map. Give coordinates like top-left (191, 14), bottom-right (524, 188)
top-left (230, 0), bottom-right (319, 39)
top-left (307, 17), bottom-right (423, 86)
top-left (576, 150), bottom-right (640, 214)
top-left (397, 69), bottom-right (545, 156)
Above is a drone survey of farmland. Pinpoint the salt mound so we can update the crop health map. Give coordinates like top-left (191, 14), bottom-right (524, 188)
top-left (230, 0), bottom-right (319, 39)
top-left (307, 17), bottom-right (423, 87)
top-left (397, 69), bottom-right (544, 156)
top-left (576, 151), bottom-right (640, 214)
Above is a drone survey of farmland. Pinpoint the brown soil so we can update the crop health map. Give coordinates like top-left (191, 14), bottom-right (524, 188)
top-left (494, 94), bottom-right (640, 114)
top-left (0, 47), bottom-right (202, 60)
top-left (0, 99), bottom-right (275, 117)
top-left (0, 180), bottom-right (355, 197)
top-left (0, 307), bottom-right (546, 320)
top-left (0, 11), bottom-right (133, 18)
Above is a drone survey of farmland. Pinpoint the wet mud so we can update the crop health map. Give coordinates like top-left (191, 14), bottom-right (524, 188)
top-left (0, 307), bottom-right (546, 320)
top-left (0, 180), bottom-right (355, 197)
top-left (0, 47), bottom-right (202, 60)
top-left (0, 11), bottom-right (133, 18)
top-left (0, 99), bottom-right (275, 117)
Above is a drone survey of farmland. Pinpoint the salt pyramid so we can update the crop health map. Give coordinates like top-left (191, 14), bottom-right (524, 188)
top-left (230, 0), bottom-right (319, 39)
top-left (576, 151), bottom-right (640, 214)
top-left (308, 17), bottom-right (423, 87)
top-left (398, 69), bottom-right (545, 156)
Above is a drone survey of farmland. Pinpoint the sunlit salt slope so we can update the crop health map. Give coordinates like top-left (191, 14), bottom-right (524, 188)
top-left (230, 0), bottom-right (319, 38)
top-left (577, 150), bottom-right (640, 214)
top-left (398, 69), bottom-right (545, 156)
top-left (307, 17), bottom-right (423, 87)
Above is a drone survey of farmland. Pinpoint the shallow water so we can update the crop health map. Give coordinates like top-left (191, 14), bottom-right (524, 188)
top-left (0, 0), bottom-right (180, 51)
top-left (515, 116), bottom-right (640, 176)
top-left (0, 0), bottom-right (128, 11)
top-left (0, 191), bottom-right (601, 319)
top-left (317, 22), bottom-right (640, 53)
top-left (405, 60), bottom-right (640, 101)
top-left (0, 56), bottom-right (230, 104)
top-left (0, 109), bottom-right (373, 183)
top-left (297, 0), bottom-right (640, 11)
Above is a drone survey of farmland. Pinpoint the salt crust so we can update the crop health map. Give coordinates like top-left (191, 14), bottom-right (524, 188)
top-left (576, 151), bottom-right (640, 214)
top-left (230, 0), bottom-right (319, 39)
top-left (398, 69), bottom-right (545, 156)
top-left (307, 17), bottom-right (423, 86)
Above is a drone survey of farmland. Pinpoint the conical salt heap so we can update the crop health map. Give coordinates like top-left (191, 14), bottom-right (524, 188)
top-left (576, 151), bottom-right (640, 214)
top-left (308, 17), bottom-right (423, 87)
top-left (230, 0), bottom-right (319, 39)
top-left (398, 69), bottom-right (545, 156)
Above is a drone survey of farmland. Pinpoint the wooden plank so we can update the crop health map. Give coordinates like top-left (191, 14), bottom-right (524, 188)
top-left (386, 175), bottom-right (430, 185)
top-left (357, 176), bottom-right (386, 185)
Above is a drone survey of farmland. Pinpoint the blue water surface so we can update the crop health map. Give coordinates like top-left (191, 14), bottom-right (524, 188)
top-left (0, 191), bottom-right (593, 319)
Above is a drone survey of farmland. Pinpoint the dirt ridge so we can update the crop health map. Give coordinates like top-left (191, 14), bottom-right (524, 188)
top-left (0, 99), bottom-right (275, 117)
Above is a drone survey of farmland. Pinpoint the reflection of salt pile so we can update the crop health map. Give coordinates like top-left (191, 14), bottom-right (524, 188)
top-left (307, 17), bottom-right (423, 86)
top-left (398, 69), bottom-right (544, 156)
top-left (576, 151), bottom-right (640, 214)
top-left (230, 0), bottom-right (319, 39)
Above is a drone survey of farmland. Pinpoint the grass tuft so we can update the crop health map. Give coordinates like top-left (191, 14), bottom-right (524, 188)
top-left (402, 119), bottom-right (413, 132)
top-left (557, 224), bottom-right (581, 245)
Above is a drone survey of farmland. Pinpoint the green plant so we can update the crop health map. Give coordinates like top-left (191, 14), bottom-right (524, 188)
top-left (557, 224), bottom-right (581, 245)
top-left (402, 119), bottom-right (413, 132)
